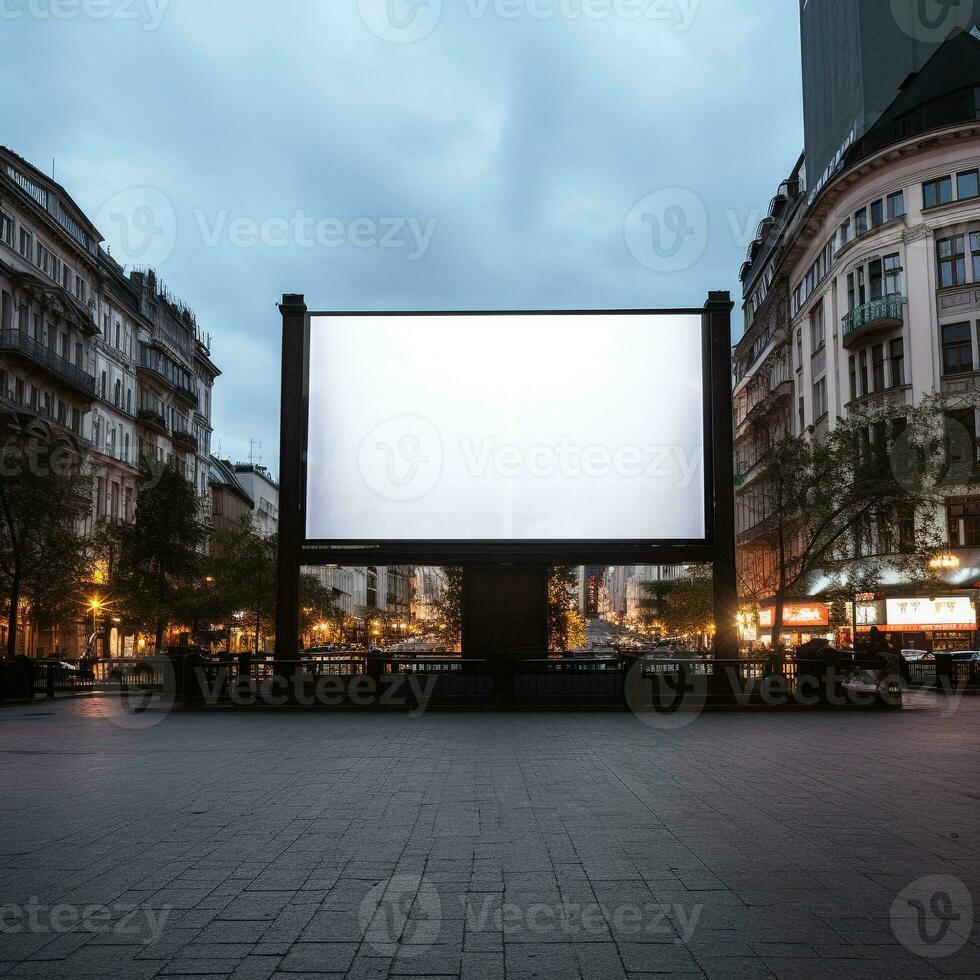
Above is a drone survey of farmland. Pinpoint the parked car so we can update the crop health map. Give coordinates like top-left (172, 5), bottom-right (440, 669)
top-left (949, 651), bottom-right (980, 662)
top-left (901, 649), bottom-right (931, 662)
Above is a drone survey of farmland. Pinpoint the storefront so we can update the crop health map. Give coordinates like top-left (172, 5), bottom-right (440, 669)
top-left (757, 603), bottom-right (832, 648)
top-left (857, 595), bottom-right (978, 652)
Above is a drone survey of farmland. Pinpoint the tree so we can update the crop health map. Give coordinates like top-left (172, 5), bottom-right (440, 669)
top-left (660, 566), bottom-right (714, 646)
top-left (0, 422), bottom-right (92, 658)
top-left (205, 518), bottom-right (275, 654)
top-left (434, 567), bottom-right (463, 649)
top-left (299, 573), bottom-right (343, 644)
top-left (112, 462), bottom-right (207, 652)
top-left (548, 566), bottom-right (586, 652)
top-left (195, 520), bottom-right (341, 655)
top-left (738, 397), bottom-right (956, 647)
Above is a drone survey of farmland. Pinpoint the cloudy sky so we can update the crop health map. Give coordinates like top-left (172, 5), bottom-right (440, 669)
top-left (3, 0), bottom-right (802, 470)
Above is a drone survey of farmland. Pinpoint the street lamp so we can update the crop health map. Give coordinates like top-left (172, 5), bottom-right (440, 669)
top-left (87, 596), bottom-right (105, 657)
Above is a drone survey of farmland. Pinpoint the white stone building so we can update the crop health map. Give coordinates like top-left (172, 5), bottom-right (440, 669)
top-left (735, 28), bottom-right (980, 651)
top-left (0, 147), bottom-right (220, 656)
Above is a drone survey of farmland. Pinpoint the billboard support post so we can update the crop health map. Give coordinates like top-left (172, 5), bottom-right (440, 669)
top-left (275, 293), bottom-right (307, 661)
top-left (707, 291), bottom-right (739, 660)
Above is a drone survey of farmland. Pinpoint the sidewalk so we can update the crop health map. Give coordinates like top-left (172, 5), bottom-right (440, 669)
top-left (0, 695), bottom-right (977, 978)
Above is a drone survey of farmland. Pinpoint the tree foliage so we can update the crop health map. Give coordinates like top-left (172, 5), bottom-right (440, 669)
top-left (548, 565), bottom-right (586, 652)
top-left (738, 396), bottom-right (958, 645)
top-left (660, 566), bottom-right (713, 644)
top-left (112, 462), bottom-right (206, 652)
top-left (434, 567), bottom-right (463, 648)
top-left (0, 424), bottom-right (92, 657)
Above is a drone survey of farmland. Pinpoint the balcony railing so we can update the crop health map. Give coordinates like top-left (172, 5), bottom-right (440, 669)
top-left (841, 294), bottom-right (905, 348)
top-left (0, 329), bottom-right (96, 397)
top-left (172, 428), bottom-right (197, 453)
top-left (138, 345), bottom-right (198, 406)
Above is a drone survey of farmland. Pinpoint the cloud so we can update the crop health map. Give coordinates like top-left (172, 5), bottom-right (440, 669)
top-left (1, 0), bottom-right (802, 469)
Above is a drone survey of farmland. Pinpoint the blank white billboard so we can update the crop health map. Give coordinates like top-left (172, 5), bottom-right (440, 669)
top-left (305, 312), bottom-right (707, 542)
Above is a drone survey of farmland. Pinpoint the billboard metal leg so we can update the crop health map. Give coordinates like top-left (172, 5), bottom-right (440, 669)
top-left (706, 292), bottom-right (739, 660)
top-left (275, 294), bottom-right (307, 663)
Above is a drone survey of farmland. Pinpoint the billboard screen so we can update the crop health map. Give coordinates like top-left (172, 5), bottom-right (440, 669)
top-left (303, 311), bottom-right (710, 556)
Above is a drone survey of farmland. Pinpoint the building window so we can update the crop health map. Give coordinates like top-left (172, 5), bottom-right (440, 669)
top-left (924, 176), bottom-right (953, 208)
top-left (0, 211), bottom-right (12, 247)
top-left (947, 497), bottom-right (980, 547)
top-left (972, 232), bottom-right (980, 282)
top-left (942, 322), bottom-right (974, 375)
top-left (891, 338), bottom-right (905, 387)
top-left (18, 228), bottom-right (32, 258)
top-left (796, 328), bottom-right (803, 369)
top-left (810, 301), bottom-right (825, 351)
top-left (847, 268), bottom-right (866, 310)
top-left (887, 191), bottom-right (906, 220)
top-left (813, 377), bottom-right (828, 419)
top-left (855, 207), bottom-right (868, 236)
top-left (938, 236), bottom-right (966, 287)
top-left (858, 349), bottom-right (869, 396)
top-left (883, 253), bottom-right (903, 294)
top-left (958, 170), bottom-right (979, 201)
top-left (870, 199), bottom-right (884, 228)
top-left (839, 219), bottom-right (851, 247)
top-left (872, 344), bottom-right (886, 392)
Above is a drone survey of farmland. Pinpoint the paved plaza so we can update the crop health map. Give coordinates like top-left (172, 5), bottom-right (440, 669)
top-left (0, 695), bottom-right (979, 979)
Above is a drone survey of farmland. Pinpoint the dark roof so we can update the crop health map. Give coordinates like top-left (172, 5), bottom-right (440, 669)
top-left (0, 145), bottom-right (102, 243)
top-left (845, 28), bottom-right (980, 167)
top-left (208, 456), bottom-right (254, 507)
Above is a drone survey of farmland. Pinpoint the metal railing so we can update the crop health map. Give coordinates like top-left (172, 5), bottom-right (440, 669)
top-left (0, 329), bottom-right (96, 395)
top-left (841, 293), bottom-right (905, 340)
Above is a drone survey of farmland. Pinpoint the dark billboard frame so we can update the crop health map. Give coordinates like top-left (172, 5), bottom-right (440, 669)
top-left (274, 292), bottom-right (738, 658)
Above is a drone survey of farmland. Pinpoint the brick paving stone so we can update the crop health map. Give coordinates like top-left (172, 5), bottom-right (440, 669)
top-left (1, 697), bottom-right (979, 978)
